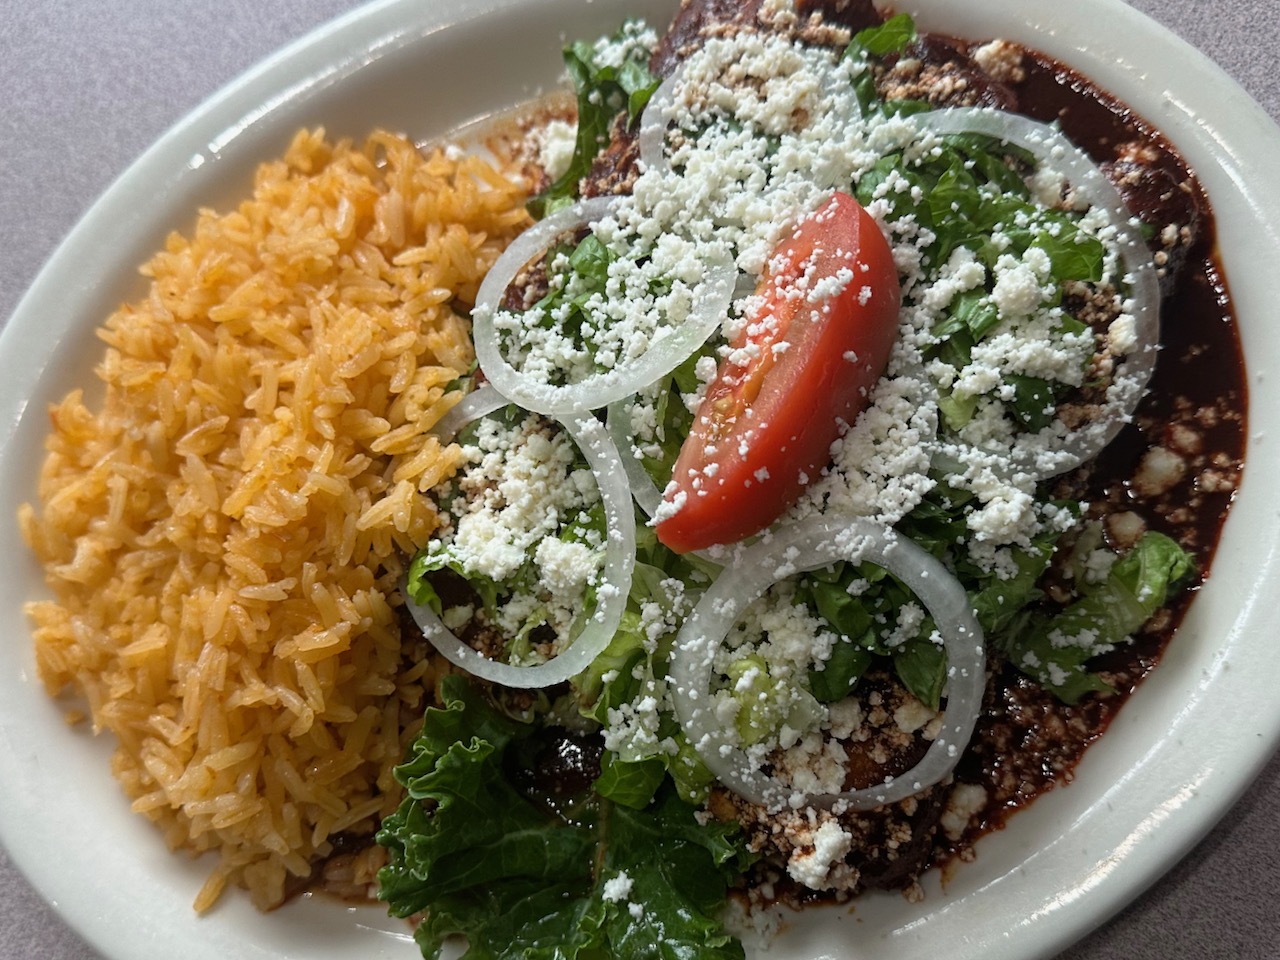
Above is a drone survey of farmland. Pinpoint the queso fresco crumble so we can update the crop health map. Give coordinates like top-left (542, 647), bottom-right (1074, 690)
top-left (376, 3), bottom-right (1244, 958)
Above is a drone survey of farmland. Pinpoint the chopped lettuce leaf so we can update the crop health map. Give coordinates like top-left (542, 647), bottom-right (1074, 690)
top-left (666, 734), bottom-right (717, 805)
top-left (594, 751), bottom-right (666, 810)
top-left (576, 609), bottom-right (648, 724)
top-left (407, 548), bottom-right (502, 616)
top-left (943, 290), bottom-right (1003, 342)
top-left (799, 493), bottom-right (1083, 708)
top-left (571, 540), bottom-right (718, 804)
top-left (529, 23), bottom-right (661, 219)
top-left (892, 636), bottom-right (947, 711)
top-left (999, 532), bottom-right (1195, 703)
top-left (1032, 219), bottom-right (1106, 283)
top-left (843, 14), bottom-right (917, 113)
top-left (378, 676), bottom-right (751, 960)
top-left (849, 13), bottom-right (918, 57)
top-left (727, 654), bottom-right (823, 744)
top-left (1005, 374), bottom-right (1064, 432)
top-left (970, 539), bottom-right (1057, 636)
top-left (808, 638), bottom-right (873, 703)
top-left (798, 560), bottom-right (945, 707)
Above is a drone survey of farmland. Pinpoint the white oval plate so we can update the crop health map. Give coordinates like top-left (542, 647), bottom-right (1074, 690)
top-left (1, 1), bottom-right (1278, 959)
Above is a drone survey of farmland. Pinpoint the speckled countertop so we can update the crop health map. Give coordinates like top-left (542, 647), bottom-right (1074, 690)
top-left (1, 1), bottom-right (1277, 958)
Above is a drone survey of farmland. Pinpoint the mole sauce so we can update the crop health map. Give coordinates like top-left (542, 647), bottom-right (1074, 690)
top-left (463, 31), bottom-right (1249, 904)
top-left (928, 49), bottom-right (1246, 863)
top-left (382, 11), bottom-right (1247, 915)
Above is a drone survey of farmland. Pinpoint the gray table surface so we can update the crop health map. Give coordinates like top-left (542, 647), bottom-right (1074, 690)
top-left (2, 1), bottom-right (1278, 958)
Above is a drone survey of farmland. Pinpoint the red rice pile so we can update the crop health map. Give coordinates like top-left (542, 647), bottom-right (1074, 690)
top-left (18, 128), bottom-right (530, 910)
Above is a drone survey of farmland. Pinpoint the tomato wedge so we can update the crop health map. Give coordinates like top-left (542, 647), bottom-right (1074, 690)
top-left (655, 192), bottom-right (901, 554)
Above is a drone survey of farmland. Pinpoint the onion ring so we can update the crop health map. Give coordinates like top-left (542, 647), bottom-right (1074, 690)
top-left (668, 514), bottom-right (985, 811)
top-left (914, 107), bottom-right (1160, 479)
top-left (430, 382), bottom-right (510, 442)
top-left (605, 393), bottom-right (664, 518)
top-left (472, 196), bottom-right (736, 416)
top-left (404, 392), bottom-right (636, 688)
top-left (637, 65), bottom-right (681, 177)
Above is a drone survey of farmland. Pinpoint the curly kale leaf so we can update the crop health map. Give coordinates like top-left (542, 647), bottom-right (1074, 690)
top-left (377, 675), bottom-right (750, 960)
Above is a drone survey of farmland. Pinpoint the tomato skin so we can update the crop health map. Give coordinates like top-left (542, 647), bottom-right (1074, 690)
top-left (655, 192), bottom-right (901, 554)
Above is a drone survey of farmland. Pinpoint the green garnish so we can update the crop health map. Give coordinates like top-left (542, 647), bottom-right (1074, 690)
top-left (378, 676), bottom-right (754, 960)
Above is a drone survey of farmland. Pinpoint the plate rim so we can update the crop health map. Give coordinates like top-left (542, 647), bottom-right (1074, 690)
top-left (2, 1), bottom-right (1279, 959)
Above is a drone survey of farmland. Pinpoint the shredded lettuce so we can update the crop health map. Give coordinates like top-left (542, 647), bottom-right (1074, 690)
top-left (845, 101), bottom-right (1103, 438)
top-left (529, 22), bottom-right (661, 219)
top-left (798, 562), bottom-right (948, 710)
top-left (854, 142), bottom-right (1104, 293)
top-left (638, 354), bottom-right (701, 490)
top-left (727, 654), bottom-right (823, 745)
top-left (850, 13), bottom-right (919, 57)
top-left (378, 676), bottom-right (753, 960)
top-left (998, 531), bottom-right (1195, 702)
top-left (798, 490), bottom-right (1084, 708)
top-left (573, 528), bottom-right (719, 804)
top-left (844, 14), bottom-right (918, 112)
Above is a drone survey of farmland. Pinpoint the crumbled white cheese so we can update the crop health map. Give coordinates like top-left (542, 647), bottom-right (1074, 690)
top-left (425, 412), bottom-right (607, 648)
top-left (535, 119), bottom-right (577, 181)
top-left (482, 24), bottom-right (1136, 816)
top-left (921, 246), bottom-right (987, 312)
top-left (1107, 312), bottom-right (1138, 354)
top-left (786, 820), bottom-right (853, 889)
top-left (1083, 547), bottom-right (1117, 585)
top-left (971, 39), bottom-right (1025, 84)
top-left (448, 415), bottom-right (599, 584)
top-left (535, 536), bottom-right (598, 597)
top-left (940, 782), bottom-right (988, 840)
top-left (1132, 446), bottom-right (1187, 498)
top-left (893, 695), bottom-right (937, 734)
top-left (991, 250), bottom-right (1051, 320)
top-left (602, 871), bottom-right (635, 902)
top-left (591, 20), bottom-right (659, 72)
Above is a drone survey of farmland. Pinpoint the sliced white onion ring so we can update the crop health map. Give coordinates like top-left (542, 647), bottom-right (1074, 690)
top-left (668, 514), bottom-right (985, 811)
top-left (430, 382), bottom-right (510, 442)
top-left (914, 107), bottom-right (1160, 479)
top-left (473, 196), bottom-right (736, 417)
top-left (637, 64), bottom-right (682, 177)
top-left (606, 394), bottom-right (664, 518)
top-left (404, 392), bottom-right (636, 689)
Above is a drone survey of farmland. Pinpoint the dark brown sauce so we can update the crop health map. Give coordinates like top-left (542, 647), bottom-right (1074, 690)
top-left (376, 7), bottom-right (1248, 919)
top-left (1017, 53), bottom-right (1154, 151)
top-left (507, 728), bottom-right (604, 823)
top-left (931, 51), bottom-right (1247, 864)
top-left (754, 37), bottom-right (1246, 904)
